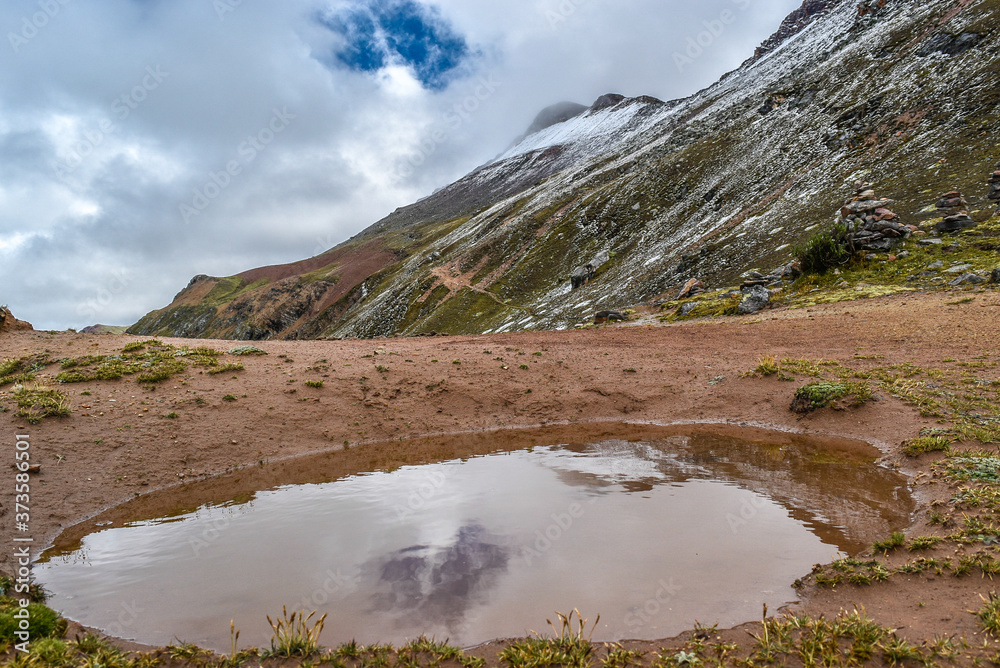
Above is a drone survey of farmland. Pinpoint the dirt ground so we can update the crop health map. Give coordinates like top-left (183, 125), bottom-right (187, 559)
top-left (3, 289), bottom-right (1000, 658)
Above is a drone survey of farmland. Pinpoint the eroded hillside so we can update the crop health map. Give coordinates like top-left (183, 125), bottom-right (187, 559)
top-left (130, 0), bottom-right (1000, 340)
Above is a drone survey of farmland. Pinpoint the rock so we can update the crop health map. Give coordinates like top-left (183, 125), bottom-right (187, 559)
top-left (0, 306), bottom-right (33, 333)
top-left (916, 32), bottom-right (981, 57)
top-left (934, 214), bottom-right (977, 234)
top-left (937, 197), bottom-right (967, 209)
top-left (918, 238), bottom-right (943, 246)
top-left (737, 285), bottom-right (770, 315)
top-left (949, 273), bottom-right (986, 286)
top-left (945, 264), bottom-right (972, 273)
top-left (678, 302), bottom-right (698, 317)
top-left (594, 310), bottom-right (626, 324)
top-left (927, 261), bottom-right (944, 269)
top-left (991, 268), bottom-right (1000, 284)
top-left (857, 189), bottom-right (875, 199)
top-left (858, 238), bottom-right (894, 253)
top-left (187, 274), bottom-right (212, 288)
top-left (571, 249), bottom-right (611, 289)
top-left (897, 251), bottom-right (910, 259)
top-left (676, 278), bottom-right (706, 300)
top-left (845, 198), bottom-right (893, 214)
top-left (590, 249), bottom-right (610, 268)
top-left (864, 220), bottom-right (910, 237)
top-left (780, 260), bottom-right (802, 278)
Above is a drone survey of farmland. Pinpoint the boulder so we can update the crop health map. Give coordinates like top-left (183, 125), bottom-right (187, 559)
top-left (737, 285), bottom-right (770, 315)
top-left (949, 273), bottom-right (986, 286)
top-left (845, 198), bottom-right (893, 214)
top-left (594, 310), bottom-right (626, 324)
top-left (856, 237), bottom-right (894, 253)
top-left (937, 197), bottom-right (967, 209)
top-left (677, 302), bottom-right (698, 317)
top-left (780, 260), bottom-right (803, 279)
top-left (934, 214), bottom-right (977, 234)
top-left (571, 266), bottom-right (592, 290)
top-left (0, 306), bottom-right (33, 333)
top-left (676, 278), bottom-right (706, 300)
top-left (570, 249), bottom-right (611, 289)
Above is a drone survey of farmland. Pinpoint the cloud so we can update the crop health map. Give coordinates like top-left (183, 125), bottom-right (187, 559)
top-left (0, 0), bottom-right (803, 330)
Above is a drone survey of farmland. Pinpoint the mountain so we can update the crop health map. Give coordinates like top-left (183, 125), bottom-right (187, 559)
top-left (129, 0), bottom-right (999, 340)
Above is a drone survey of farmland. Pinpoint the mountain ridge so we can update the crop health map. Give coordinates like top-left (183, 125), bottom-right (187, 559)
top-left (129, 0), bottom-right (999, 340)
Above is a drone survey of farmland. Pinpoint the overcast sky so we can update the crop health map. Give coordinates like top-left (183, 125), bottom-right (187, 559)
top-left (0, 0), bottom-right (802, 330)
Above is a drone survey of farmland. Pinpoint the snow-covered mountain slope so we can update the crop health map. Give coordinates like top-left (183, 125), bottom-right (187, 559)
top-left (131, 0), bottom-right (1000, 340)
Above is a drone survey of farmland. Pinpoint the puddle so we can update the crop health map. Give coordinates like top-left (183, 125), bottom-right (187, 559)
top-left (35, 424), bottom-right (913, 651)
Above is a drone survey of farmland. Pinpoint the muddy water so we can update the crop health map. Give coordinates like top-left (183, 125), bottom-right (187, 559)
top-left (36, 426), bottom-right (913, 651)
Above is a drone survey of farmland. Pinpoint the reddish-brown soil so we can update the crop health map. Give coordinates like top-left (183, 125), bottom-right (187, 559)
top-left (2, 290), bottom-right (1000, 658)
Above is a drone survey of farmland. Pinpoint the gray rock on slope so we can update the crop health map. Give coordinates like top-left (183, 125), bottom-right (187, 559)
top-left (571, 250), bottom-right (611, 289)
top-left (737, 285), bottom-right (770, 315)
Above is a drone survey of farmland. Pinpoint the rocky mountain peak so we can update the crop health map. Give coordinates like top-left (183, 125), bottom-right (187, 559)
top-left (748, 0), bottom-right (844, 62)
top-left (590, 93), bottom-right (626, 111)
top-left (523, 101), bottom-right (589, 137)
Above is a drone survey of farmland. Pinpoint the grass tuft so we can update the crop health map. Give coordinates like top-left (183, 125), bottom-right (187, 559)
top-left (12, 385), bottom-right (71, 424)
top-left (872, 531), bottom-right (907, 555)
top-left (752, 354), bottom-right (780, 376)
top-left (265, 606), bottom-right (327, 657)
top-left (228, 345), bottom-right (268, 356)
top-left (902, 435), bottom-right (952, 457)
top-left (209, 363), bottom-right (245, 375)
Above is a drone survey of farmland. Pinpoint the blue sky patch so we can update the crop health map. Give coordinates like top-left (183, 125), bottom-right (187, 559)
top-left (319, 0), bottom-right (470, 91)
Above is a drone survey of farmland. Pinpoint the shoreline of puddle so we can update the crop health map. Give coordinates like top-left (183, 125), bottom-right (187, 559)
top-left (34, 421), bottom-right (916, 651)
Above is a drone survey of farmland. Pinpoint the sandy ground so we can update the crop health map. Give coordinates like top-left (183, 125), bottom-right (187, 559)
top-left (3, 289), bottom-right (1000, 655)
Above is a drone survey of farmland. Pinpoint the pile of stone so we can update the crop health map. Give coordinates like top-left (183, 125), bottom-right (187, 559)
top-left (741, 261), bottom-right (800, 290)
top-left (933, 189), bottom-right (976, 234)
top-left (988, 162), bottom-right (1000, 215)
top-left (838, 181), bottom-right (910, 252)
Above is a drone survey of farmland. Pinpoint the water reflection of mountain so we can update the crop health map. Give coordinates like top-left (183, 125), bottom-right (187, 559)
top-left (548, 434), bottom-right (913, 554)
top-left (366, 523), bottom-right (510, 632)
